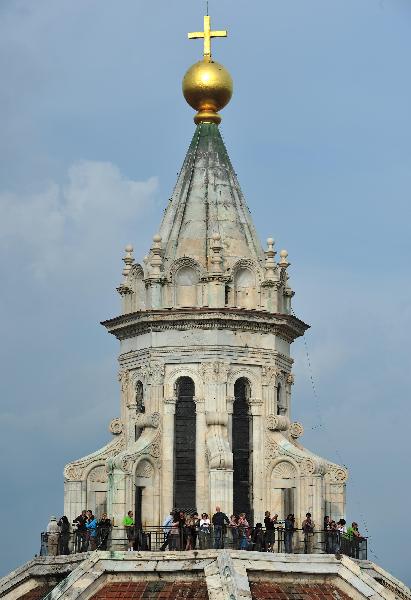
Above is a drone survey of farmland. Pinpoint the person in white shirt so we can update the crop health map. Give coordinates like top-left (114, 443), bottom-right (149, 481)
top-left (46, 516), bottom-right (60, 556)
top-left (199, 513), bottom-right (211, 549)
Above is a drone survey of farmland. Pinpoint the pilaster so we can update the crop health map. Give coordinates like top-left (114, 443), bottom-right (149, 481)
top-left (162, 397), bottom-right (176, 517)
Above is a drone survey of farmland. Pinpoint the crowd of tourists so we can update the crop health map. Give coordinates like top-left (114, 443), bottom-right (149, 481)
top-left (45, 511), bottom-right (112, 556)
top-left (44, 507), bottom-right (364, 558)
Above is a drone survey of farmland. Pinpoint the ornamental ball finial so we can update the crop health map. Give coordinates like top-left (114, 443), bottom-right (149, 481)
top-left (184, 14), bottom-right (233, 124)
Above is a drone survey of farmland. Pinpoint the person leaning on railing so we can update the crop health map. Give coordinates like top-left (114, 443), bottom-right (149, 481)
top-left (343, 522), bottom-right (363, 559)
top-left (85, 510), bottom-right (98, 550)
top-left (58, 516), bottom-right (71, 555)
top-left (284, 514), bottom-right (295, 554)
top-left (199, 513), bottom-right (211, 549)
top-left (73, 510), bottom-right (88, 552)
top-left (212, 506), bottom-right (230, 549)
top-left (302, 512), bottom-right (315, 554)
top-left (97, 513), bottom-right (111, 550)
top-left (123, 511), bottom-right (135, 551)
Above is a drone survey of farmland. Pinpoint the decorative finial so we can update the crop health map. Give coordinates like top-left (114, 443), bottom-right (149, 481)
top-left (188, 15), bottom-right (227, 62)
top-left (149, 234), bottom-right (163, 277)
top-left (183, 14), bottom-right (233, 125)
top-left (264, 237), bottom-right (277, 280)
top-left (122, 245), bottom-right (134, 279)
top-left (279, 250), bottom-right (290, 269)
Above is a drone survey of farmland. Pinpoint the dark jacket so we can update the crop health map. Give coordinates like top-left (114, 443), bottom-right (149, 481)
top-left (212, 512), bottom-right (229, 527)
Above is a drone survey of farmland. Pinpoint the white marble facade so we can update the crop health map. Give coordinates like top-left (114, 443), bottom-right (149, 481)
top-left (64, 123), bottom-right (347, 529)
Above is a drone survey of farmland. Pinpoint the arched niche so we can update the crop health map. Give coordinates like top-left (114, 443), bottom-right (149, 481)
top-left (86, 465), bottom-right (108, 519)
top-left (234, 267), bottom-right (257, 309)
top-left (271, 460), bottom-right (298, 520)
top-left (129, 265), bottom-right (146, 311)
top-left (233, 378), bottom-right (253, 521)
top-left (173, 377), bottom-right (196, 511)
top-left (175, 266), bottom-right (199, 307)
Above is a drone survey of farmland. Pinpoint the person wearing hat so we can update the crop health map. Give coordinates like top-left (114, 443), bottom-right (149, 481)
top-left (47, 516), bottom-right (60, 556)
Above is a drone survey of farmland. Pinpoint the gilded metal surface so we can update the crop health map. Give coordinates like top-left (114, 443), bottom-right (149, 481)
top-left (188, 15), bottom-right (227, 60)
top-left (182, 59), bottom-right (233, 124)
top-left (184, 14), bottom-right (232, 124)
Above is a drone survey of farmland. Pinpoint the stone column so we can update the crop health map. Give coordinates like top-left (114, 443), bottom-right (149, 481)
top-left (162, 397), bottom-right (176, 517)
top-left (250, 398), bottom-right (264, 523)
top-left (194, 396), bottom-right (207, 514)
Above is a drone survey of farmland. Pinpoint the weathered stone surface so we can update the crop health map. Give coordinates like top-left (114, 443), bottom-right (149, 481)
top-left (1, 552), bottom-right (409, 600)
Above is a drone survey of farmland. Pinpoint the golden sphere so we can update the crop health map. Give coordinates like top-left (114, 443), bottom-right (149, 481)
top-left (182, 60), bottom-right (233, 124)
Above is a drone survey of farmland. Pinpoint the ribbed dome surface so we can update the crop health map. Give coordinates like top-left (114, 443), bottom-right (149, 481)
top-left (158, 122), bottom-right (264, 271)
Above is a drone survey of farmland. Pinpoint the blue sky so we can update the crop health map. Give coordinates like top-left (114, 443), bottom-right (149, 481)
top-left (0, 0), bottom-right (410, 586)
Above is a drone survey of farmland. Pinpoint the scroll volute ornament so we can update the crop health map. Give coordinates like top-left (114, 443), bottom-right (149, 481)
top-left (109, 417), bottom-right (124, 435)
top-left (266, 414), bottom-right (290, 431)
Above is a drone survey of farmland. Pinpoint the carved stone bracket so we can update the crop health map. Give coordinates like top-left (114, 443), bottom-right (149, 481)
top-left (134, 412), bottom-right (160, 429)
top-left (206, 412), bottom-right (229, 427)
top-left (115, 432), bottom-right (162, 475)
top-left (266, 414), bottom-right (290, 432)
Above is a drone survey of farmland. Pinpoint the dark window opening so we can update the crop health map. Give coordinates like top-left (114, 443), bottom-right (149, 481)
top-left (233, 378), bottom-right (253, 523)
top-left (173, 377), bottom-right (196, 512)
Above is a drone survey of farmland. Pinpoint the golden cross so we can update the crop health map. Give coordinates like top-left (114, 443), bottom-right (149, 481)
top-left (188, 15), bottom-right (227, 60)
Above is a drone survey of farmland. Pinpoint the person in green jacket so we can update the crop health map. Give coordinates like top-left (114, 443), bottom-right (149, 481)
top-left (123, 511), bottom-right (135, 551)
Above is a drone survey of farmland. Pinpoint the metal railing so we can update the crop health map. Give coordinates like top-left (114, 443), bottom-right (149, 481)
top-left (40, 526), bottom-right (367, 560)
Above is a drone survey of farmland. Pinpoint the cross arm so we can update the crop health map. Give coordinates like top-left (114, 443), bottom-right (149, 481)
top-left (188, 32), bottom-right (205, 40)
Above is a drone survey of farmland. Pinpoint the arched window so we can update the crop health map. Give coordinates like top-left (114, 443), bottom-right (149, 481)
top-left (276, 382), bottom-right (286, 416)
top-left (174, 377), bottom-right (196, 511)
top-left (233, 378), bottom-right (253, 521)
top-left (234, 268), bottom-right (257, 308)
top-left (175, 266), bottom-right (199, 307)
top-left (135, 381), bottom-right (145, 441)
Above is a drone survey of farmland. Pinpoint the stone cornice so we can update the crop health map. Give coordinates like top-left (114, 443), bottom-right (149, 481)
top-left (101, 307), bottom-right (309, 343)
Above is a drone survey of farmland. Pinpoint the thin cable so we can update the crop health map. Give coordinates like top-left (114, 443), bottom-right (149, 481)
top-left (291, 308), bottom-right (381, 559)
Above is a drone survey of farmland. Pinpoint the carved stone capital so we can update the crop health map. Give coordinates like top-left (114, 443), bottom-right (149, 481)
top-left (286, 373), bottom-right (295, 385)
top-left (226, 396), bottom-right (235, 414)
top-left (163, 397), bottom-right (176, 415)
top-left (194, 397), bottom-right (206, 413)
top-left (261, 365), bottom-right (278, 385)
top-left (142, 361), bottom-right (165, 385)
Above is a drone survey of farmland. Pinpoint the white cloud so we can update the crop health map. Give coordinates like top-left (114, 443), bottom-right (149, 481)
top-left (0, 161), bottom-right (158, 279)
